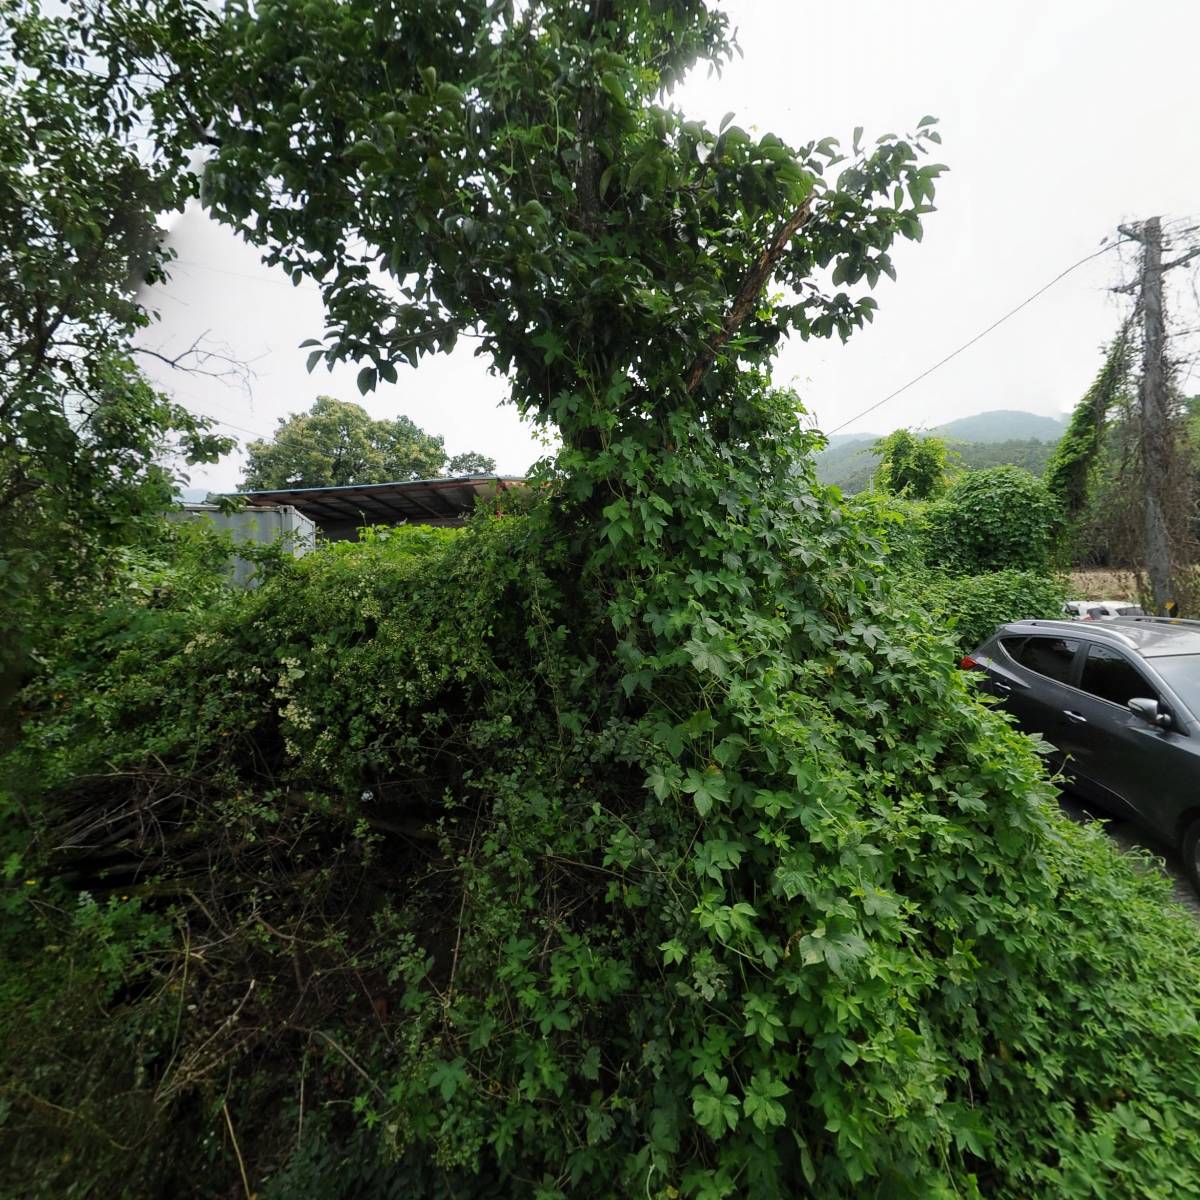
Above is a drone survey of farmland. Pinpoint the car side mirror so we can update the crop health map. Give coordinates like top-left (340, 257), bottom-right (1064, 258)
top-left (1129, 697), bottom-right (1172, 730)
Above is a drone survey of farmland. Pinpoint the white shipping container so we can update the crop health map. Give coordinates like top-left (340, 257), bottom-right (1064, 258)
top-left (171, 503), bottom-right (316, 586)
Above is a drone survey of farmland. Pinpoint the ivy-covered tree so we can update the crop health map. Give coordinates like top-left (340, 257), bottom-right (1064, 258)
top-left (870, 428), bottom-right (953, 498)
top-left (6, 3), bottom-right (1200, 1199)
top-left (240, 396), bottom-right (496, 489)
top-left (1045, 326), bottom-right (1133, 521)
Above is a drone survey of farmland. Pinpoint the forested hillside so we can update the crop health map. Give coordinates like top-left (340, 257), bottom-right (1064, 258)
top-left (815, 410), bottom-right (1063, 493)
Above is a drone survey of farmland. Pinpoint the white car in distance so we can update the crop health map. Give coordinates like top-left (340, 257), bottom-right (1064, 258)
top-left (1063, 599), bottom-right (1146, 621)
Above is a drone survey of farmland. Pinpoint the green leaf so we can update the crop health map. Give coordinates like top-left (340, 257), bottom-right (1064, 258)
top-left (428, 1057), bottom-right (468, 1103)
top-left (691, 1073), bottom-right (740, 1138)
top-left (684, 637), bottom-right (727, 678)
top-left (743, 1070), bottom-right (789, 1131)
top-left (682, 767), bottom-right (728, 819)
top-left (600, 72), bottom-right (625, 104)
top-left (659, 938), bottom-right (687, 965)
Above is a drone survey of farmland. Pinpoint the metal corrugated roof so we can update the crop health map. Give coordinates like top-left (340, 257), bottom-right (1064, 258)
top-left (237, 475), bottom-right (523, 524)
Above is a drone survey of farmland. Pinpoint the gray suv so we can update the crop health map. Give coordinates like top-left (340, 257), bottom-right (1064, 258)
top-left (964, 617), bottom-right (1200, 888)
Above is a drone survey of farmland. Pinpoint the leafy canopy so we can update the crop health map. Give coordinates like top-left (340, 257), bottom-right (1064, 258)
top-left (241, 396), bottom-right (497, 489)
top-left (189, 0), bottom-right (941, 453)
top-left (0, 0), bottom-right (230, 704)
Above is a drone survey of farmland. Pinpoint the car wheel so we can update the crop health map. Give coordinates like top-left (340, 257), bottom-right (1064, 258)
top-left (1181, 818), bottom-right (1200, 893)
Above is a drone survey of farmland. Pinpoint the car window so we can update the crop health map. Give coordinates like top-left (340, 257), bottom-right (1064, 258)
top-left (1117, 605), bottom-right (1145, 617)
top-left (1087, 607), bottom-right (1107, 620)
top-left (1012, 636), bottom-right (1078, 683)
top-left (1079, 644), bottom-right (1158, 708)
top-left (999, 636), bottom-right (1026, 661)
top-left (1148, 655), bottom-right (1200, 721)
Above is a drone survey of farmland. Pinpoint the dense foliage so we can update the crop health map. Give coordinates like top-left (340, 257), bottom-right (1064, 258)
top-left (868, 496), bottom-right (1065, 655)
top-left (0, 0), bottom-right (230, 709)
top-left (6, 496), bottom-right (1198, 1200)
top-left (242, 396), bottom-right (497, 490)
top-left (925, 466), bottom-right (1061, 574)
top-left (5, 2), bottom-right (1200, 1199)
top-left (1045, 329), bottom-right (1133, 523)
top-left (870, 429), bottom-right (952, 499)
top-left (917, 568), bottom-right (1067, 656)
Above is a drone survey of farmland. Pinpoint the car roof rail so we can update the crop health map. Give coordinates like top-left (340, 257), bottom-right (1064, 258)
top-left (1017, 618), bottom-right (1141, 649)
top-left (1116, 614), bottom-right (1200, 630)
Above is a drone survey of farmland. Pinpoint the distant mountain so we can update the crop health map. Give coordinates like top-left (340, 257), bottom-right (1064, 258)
top-left (932, 410), bottom-right (1067, 443)
top-left (814, 409), bottom-right (1067, 494)
top-left (813, 439), bottom-right (880, 493)
top-left (822, 431), bottom-right (880, 449)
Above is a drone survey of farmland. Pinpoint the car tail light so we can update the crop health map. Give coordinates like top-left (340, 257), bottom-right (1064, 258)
top-left (959, 655), bottom-right (980, 669)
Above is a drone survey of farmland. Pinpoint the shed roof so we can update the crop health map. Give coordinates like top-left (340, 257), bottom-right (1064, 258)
top-left (238, 475), bottom-right (523, 525)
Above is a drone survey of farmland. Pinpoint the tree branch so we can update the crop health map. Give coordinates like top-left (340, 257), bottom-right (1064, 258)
top-left (134, 331), bottom-right (257, 392)
top-left (1162, 246), bottom-right (1200, 273)
top-left (684, 197), bottom-right (814, 395)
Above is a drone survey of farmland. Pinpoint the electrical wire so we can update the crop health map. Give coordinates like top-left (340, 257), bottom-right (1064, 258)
top-left (169, 258), bottom-right (315, 288)
top-left (826, 239), bottom-right (1132, 436)
top-left (185, 410), bottom-right (271, 440)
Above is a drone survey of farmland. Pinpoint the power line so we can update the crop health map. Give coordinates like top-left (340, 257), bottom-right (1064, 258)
top-left (826, 239), bottom-right (1132, 436)
top-left (169, 258), bottom-right (321, 290)
top-left (186, 409), bottom-right (272, 439)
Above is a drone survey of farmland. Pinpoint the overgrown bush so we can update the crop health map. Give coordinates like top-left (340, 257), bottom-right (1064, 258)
top-left (870, 429), bottom-right (953, 499)
top-left (7, 447), bottom-right (1200, 1200)
top-left (925, 465), bottom-right (1061, 573)
top-left (916, 568), bottom-right (1068, 656)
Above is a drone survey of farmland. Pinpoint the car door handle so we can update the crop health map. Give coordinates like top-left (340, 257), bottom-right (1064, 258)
top-left (1063, 710), bottom-right (1088, 725)
top-left (992, 682), bottom-right (1012, 695)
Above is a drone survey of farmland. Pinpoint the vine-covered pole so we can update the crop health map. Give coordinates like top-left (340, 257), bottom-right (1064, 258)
top-left (1119, 217), bottom-right (1200, 613)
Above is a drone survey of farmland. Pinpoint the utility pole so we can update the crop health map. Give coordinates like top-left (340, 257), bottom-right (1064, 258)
top-left (1117, 218), bottom-right (1200, 614)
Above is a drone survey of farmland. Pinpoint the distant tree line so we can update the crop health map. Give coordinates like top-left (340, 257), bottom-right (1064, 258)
top-left (241, 396), bottom-right (498, 490)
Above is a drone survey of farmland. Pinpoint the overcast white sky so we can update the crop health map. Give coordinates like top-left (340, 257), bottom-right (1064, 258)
top-left (138, 0), bottom-right (1200, 492)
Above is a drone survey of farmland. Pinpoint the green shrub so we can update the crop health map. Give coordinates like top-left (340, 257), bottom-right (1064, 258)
top-left (5, 3), bottom-right (1198, 1193)
top-left (870, 429), bottom-right (953, 499)
top-left (918, 568), bottom-right (1068, 656)
top-left (926, 466), bottom-right (1061, 573)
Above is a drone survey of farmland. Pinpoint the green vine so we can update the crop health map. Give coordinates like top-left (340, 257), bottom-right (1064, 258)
top-left (1045, 323), bottom-right (1134, 519)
